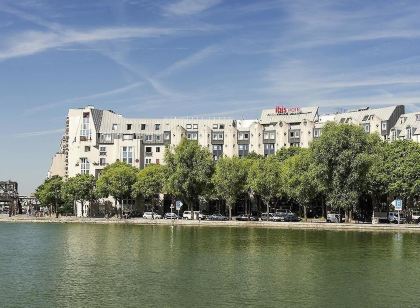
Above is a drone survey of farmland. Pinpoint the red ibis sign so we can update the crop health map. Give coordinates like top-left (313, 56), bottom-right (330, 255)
top-left (275, 106), bottom-right (301, 114)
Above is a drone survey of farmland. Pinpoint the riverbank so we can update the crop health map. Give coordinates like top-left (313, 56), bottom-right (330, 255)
top-left (2, 214), bottom-right (420, 232)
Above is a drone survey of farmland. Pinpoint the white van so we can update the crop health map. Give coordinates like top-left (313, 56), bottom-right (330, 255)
top-left (326, 213), bottom-right (341, 223)
top-left (182, 211), bottom-right (205, 220)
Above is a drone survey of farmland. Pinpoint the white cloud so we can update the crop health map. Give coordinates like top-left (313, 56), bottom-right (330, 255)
top-left (15, 128), bottom-right (64, 138)
top-left (164, 0), bottom-right (221, 16)
top-left (0, 27), bottom-right (178, 61)
top-left (25, 81), bottom-right (143, 114)
top-left (158, 45), bottom-right (219, 77)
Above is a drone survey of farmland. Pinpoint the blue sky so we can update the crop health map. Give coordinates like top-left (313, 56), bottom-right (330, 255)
top-left (1, 0), bottom-right (420, 194)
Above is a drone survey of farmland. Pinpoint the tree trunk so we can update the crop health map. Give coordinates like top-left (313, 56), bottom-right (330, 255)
top-left (228, 204), bottom-right (232, 220)
top-left (303, 205), bottom-right (307, 222)
top-left (81, 201), bottom-right (84, 217)
top-left (266, 202), bottom-right (269, 221)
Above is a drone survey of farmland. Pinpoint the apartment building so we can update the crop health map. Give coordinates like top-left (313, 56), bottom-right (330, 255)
top-left (48, 104), bottom-right (413, 180)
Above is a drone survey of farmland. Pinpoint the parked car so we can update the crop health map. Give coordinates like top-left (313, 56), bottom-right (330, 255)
top-left (261, 213), bottom-right (283, 222)
top-left (236, 214), bottom-right (258, 221)
top-left (164, 212), bottom-right (179, 219)
top-left (284, 213), bottom-right (301, 222)
top-left (411, 211), bottom-right (420, 223)
top-left (326, 213), bottom-right (341, 223)
top-left (207, 213), bottom-right (228, 221)
top-left (182, 211), bottom-right (206, 220)
top-left (388, 212), bottom-right (406, 224)
top-left (143, 212), bottom-right (162, 219)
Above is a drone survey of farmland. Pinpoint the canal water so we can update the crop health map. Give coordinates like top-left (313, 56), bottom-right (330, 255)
top-left (0, 223), bottom-right (419, 307)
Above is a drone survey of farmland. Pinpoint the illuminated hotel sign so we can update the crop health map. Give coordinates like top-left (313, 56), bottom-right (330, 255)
top-left (275, 106), bottom-right (301, 114)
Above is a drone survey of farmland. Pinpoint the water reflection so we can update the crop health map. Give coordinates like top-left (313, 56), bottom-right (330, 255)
top-left (1, 224), bottom-right (420, 307)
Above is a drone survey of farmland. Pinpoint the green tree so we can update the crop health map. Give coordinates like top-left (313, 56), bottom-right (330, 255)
top-left (275, 146), bottom-right (304, 162)
top-left (384, 140), bottom-right (420, 206)
top-left (96, 161), bottom-right (138, 217)
top-left (35, 175), bottom-right (64, 218)
top-left (164, 139), bottom-right (214, 217)
top-left (212, 157), bottom-right (248, 219)
top-left (248, 156), bottom-right (283, 220)
top-left (282, 149), bottom-right (320, 221)
top-left (311, 123), bottom-right (372, 222)
top-left (132, 164), bottom-right (166, 211)
top-left (62, 174), bottom-right (97, 217)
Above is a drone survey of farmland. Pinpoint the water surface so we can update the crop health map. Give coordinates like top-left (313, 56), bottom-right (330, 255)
top-left (0, 223), bottom-right (419, 307)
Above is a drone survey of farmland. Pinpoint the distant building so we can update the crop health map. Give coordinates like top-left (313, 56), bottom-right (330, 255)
top-left (47, 104), bottom-right (416, 216)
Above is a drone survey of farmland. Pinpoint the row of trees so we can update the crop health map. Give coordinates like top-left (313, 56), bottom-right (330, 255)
top-left (36, 123), bottom-right (420, 221)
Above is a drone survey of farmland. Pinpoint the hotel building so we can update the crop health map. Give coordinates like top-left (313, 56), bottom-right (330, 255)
top-left (47, 104), bottom-right (419, 216)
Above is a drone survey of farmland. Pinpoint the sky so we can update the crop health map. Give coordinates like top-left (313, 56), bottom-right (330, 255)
top-left (1, 0), bottom-right (420, 195)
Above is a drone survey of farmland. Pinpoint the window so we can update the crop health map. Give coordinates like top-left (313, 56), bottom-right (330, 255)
top-left (364, 124), bottom-right (370, 133)
top-left (145, 146), bottom-right (152, 153)
top-left (122, 146), bottom-right (133, 164)
top-left (212, 124), bottom-right (218, 129)
top-left (381, 122), bottom-right (387, 130)
top-left (212, 133), bottom-right (224, 140)
top-left (156, 147), bottom-right (160, 153)
top-left (81, 113), bottom-right (91, 138)
top-left (187, 132), bottom-right (198, 140)
top-left (186, 124), bottom-right (192, 129)
top-left (123, 134), bottom-right (133, 140)
top-left (141, 124), bottom-right (146, 130)
top-left (155, 135), bottom-right (161, 142)
top-left (407, 127), bottom-right (412, 139)
top-left (100, 146), bottom-right (107, 156)
top-left (362, 115), bottom-right (369, 121)
top-left (100, 158), bottom-right (106, 166)
top-left (164, 132), bottom-right (171, 140)
top-left (193, 124), bottom-right (198, 129)
top-left (314, 129), bottom-right (319, 137)
top-left (219, 124), bottom-right (225, 129)
top-left (294, 131), bottom-right (300, 138)
top-left (238, 144), bottom-right (249, 157)
top-left (340, 118), bottom-right (346, 123)
top-left (391, 130), bottom-right (397, 141)
top-left (155, 124), bottom-right (160, 130)
top-left (85, 146), bottom-right (90, 152)
top-left (145, 135), bottom-right (153, 141)
top-left (145, 158), bottom-right (152, 166)
top-left (264, 144), bottom-right (275, 156)
top-left (212, 145), bottom-right (223, 160)
top-left (269, 132), bottom-right (275, 139)
top-left (112, 124), bottom-right (118, 131)
top-left (80, 158), bottom-right (90, 174)
top-left (156, 159), bottom-right (160, 164)
top-left (127, 124), bottom-right (132, 130)
top-left (102, 134), bottom-right (112, 143)
top-left (238, 132), bottom-right (249, 140)
top-left (416, 114), bottom-right (420, 121)
top-left (263, 132), bottom-right (269, 139)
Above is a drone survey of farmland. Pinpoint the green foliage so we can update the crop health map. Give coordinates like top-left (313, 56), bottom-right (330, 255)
top-left (164, 139), bottom-right (214, 210)
top-left (132, 164), bottom-right (166, 207)
top-left (311, 123), bottom-right (373, 219)
top-left (35, 175), bottom-right (64, 216)
top-left (275, 147), bottom-right (304, 162)
top-left (282, 149), bottom-right (321, 219)
top-left (384, 140), bottom-right (420, 200)
top-left (96, 161), bottom-right (138, 203)
top-left (247, 155), bottom-right (283, 207)
top-left (62, 174), bottom-right (96, 204)
top-left (212, 157), bottom-right (248, 219)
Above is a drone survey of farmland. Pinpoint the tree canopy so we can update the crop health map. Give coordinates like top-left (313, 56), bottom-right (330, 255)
top-left (164, 139), bottom-right (214, 213)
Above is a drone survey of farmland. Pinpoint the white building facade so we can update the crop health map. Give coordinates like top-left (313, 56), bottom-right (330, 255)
top-left (49, 104), bottom-right (420, 182)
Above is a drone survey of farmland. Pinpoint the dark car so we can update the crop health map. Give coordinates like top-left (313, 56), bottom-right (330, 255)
top-left (164, 212), bottom-right (179, 219)
top-left (236, 214), bottom-right (258, 221)
top-left (208, 213), bottom-right (228, 221)
top-left (284, 213), bottom-right (301, 222)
